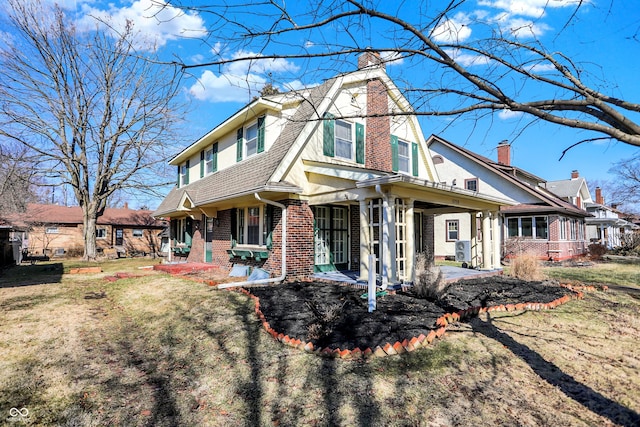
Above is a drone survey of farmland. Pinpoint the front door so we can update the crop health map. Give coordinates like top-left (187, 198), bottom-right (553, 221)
top-left (313, 206), bottom-right (349, 272)
top-left (205, 216), bottom-right (214, 262)
top-left (115, 228), bottom-right (124, 246)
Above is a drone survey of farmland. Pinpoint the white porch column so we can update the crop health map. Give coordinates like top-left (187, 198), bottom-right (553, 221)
top-left (470, 211), bottom-right (478, 268)
top-left (406, 199), bottom-right (415, 283)
top-left (381, 195), bottom-right (397, 286)
top-left (359, 199), bottom-right (371, 282)
top-left (481, 210), bottom-right (492, 270)
top-left (492, 211), bottom-right (502, 269)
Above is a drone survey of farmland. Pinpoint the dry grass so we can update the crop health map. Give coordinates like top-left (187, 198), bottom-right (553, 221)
top-left (508, 252), bottom-right (545, 281)
top-left (0, 259), bottom-right (639, 426)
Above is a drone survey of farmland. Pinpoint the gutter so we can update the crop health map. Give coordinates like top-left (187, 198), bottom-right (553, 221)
top-left (217, 193), bottom-right (287, 289)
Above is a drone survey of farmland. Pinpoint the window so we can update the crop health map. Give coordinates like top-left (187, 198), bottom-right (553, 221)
top-left (245, 122), bottom-right (258, 157)
top-left (446, 220), bottom-right (459, 241)
top-left (391, 135), bottom-right (418, 176)
top-left (133, 229), bottom-right (143, 238)
top-left (96, 228), bottom-right (107, 239)
top-left (335, 120), bottom-right (353, 159)
top-left (570, 219), bottom-right (577, 240)
top-left (506, 216), bottom-right (548, 239)
top-left (46, 227), bottom-right (59, 234)
top-left (397, 140), bottom-right (410, 174)
top-left (322, 113), bottom-right (365, 164)
top-left (180, 162), bottom-right (189, 186)
top-left (237, 117), bottom-right (265, 162)
top-left (205, 143), bottom-right (218, 175)
top-left (235, 205), bottom-right (272, 247)
top-left (559, 217), bottom-right (567, 240)
top-left (465, 178), bottom-right (478, 192)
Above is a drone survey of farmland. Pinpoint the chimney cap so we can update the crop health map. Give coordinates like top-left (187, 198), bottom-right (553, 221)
top-left (498, 139), bottom-right (509, 146)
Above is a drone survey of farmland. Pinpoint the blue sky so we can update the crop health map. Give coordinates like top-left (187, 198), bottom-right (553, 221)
top-left (7, 0), bottom-right (640, 208)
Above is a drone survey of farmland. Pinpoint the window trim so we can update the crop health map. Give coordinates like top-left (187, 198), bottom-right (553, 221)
top-left (506, 216), bottom-right (548, 240)
top-left (446, 220), bottom-right (459, 242)
top-left (45, 227), bottom-right (59, 234)
top-left (235, 205), bottom-right (270, 247)
top-left (132, 229), bottom-right (143, 238)
top-left (397, 139), bottom-right (411, 174)
top-left (465, 178), bottom-right (478, 192)
top-left (96, 228), bottom-right (107, 239)
top-left (334, 119), bottom-right (354, 160)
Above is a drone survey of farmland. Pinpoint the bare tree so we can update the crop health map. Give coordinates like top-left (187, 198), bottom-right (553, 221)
top-left (608, 155), bottom-right (640, 211)
top-left (0, 1), bottom-right (186, 260)
top-left (0, 141), bottom-right (40, 216)
top-left (168, 0), bottom-right (640, 149)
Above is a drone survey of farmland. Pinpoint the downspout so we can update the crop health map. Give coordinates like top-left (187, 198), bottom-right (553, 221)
top-left (375, 185), bottom-right (388, 291)
top-left (217, 193), bottom-right (287, 289)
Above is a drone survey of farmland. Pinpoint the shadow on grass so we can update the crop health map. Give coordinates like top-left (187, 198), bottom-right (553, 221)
top-left (0, 263), bottom-right (64, 288)
top-left (472, 315), bottom-right (640, 427)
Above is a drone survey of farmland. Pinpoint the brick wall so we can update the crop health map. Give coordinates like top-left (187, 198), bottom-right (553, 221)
top-left (280, 199), bottom-right (315, 280)
top-left (187, 219), bottom-right (204, 263)
top-left (365, 79), bottom-right (392, 172)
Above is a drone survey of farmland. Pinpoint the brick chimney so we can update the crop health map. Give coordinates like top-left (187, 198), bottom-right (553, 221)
top-left (595, 186), bottom-right (604, 205)
top-left (358, 51), bottom-right (385, 71)
top-left (497, 140), bottom-right (510, 165)
top-left (124, 202), bottom-right (129, 210)
top-left (571, 170), bottom-right (579, 179)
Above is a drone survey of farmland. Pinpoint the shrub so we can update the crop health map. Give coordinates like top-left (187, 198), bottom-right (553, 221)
top-left (509, 252), bottom-right (544, 281)
top-left (412, 250), bottom-right (446, 300)
top-left (587, 243), bottom-right (608, 260)
top-left (304, 300), bottom-right (345, 341)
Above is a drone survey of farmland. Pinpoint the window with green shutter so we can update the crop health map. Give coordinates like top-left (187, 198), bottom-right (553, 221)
top-left (355, 122), bottom-right (365, 164)
top-left (236, 128), bottom-right (243, 162)
top-left (257, 116), bottom-right (265, 153)
top-left (391, 135), bottom-right (399, 172)
top-left (412, 142), bottom-right (419, 176)
top-left (323, 112), bottom-right (335, 157)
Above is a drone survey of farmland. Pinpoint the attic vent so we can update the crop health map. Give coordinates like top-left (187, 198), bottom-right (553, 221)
top-left (432, 155), bottom-right (444, 165)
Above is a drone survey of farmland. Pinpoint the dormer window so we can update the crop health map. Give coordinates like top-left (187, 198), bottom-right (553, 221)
top-left (397, 139), bottom-right (410, 174)
top-left (335, 120), bottom-right (353, 159)
top-left (236, 116), bottom-right (265, 162)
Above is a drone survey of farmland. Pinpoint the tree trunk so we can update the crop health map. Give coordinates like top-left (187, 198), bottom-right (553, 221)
top-left (83, 214), bottom-right (97, 261)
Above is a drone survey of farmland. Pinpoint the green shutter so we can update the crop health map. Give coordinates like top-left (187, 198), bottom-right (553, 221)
top-left (412, 142), bottom-right (419, 177)
top-left (177, 165), bottom-right (180, 187)
top-left (200, 150), bottom-right (205, 178)
top-left (355, 122), bottom-right (365, 164)
top-left (185, 159), bottom-right (190, 185)
top-left (391, 135), bottom-right (399, 172)
top-left (323, 112), bottom-right (335, 157)
top-left (236, 128), bottom-right (243, 162)
top-left (212, 142), bottom-right (218, 172)
top-left (257, 116), bottom-right (265, 153)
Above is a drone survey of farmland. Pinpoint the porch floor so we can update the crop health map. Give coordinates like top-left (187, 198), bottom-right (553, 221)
top-left (312, 265), bottom-right (503, 286)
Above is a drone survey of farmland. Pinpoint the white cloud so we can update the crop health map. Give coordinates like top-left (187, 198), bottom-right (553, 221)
top-left (78, 0), bottom-right (206, 51)
top-left (381, 51), bottom-right (404, 66)
top-left (432, 16), bottom-right (472, 43)
top-left (477, 0), bottom-right (584, 18)
top-left (304, 40), bottom-right (315, 48)
top-left (444, 49), bottom-right (492, 67)
top-left (188, 50), bottom-right (301, 103)
top-left (188, 70), bottom-right (267, 102)
top-left (507, 17), bottom-right (550, 38)
top-left (498, 109), bottom-right (523, 120)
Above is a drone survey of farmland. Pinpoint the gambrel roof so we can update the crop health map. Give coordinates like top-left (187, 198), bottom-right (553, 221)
top-left (154, 77), bottom-right (335, 216)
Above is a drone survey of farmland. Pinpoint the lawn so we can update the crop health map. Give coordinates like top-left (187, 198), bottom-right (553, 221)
top-left (0, 259), bottom-right (639, 426)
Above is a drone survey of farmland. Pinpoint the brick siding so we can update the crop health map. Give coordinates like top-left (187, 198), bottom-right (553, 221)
top-left (365, 79), bottom-right (392, 172)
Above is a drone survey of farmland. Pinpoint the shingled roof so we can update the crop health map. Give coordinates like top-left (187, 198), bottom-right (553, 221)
top-left (153, 77), bottom-right (336, 217)
top-left (4, 204), bottom-right (166, 228)
top-left (427, 135), bottom-right (590, 217)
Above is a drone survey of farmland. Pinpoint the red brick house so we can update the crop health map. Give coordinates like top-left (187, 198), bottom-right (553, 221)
top-left (153, 53), bottom-right (513, 285)
top-left (4, 203), bottom-right (166, 259)
top-left (428, 137), bottom-right (591, 262)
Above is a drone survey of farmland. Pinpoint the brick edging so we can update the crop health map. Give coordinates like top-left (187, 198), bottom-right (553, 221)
top-left (231, 283), bottom-right (598, 359)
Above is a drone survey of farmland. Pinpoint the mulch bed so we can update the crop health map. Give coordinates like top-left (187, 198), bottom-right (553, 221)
top-left (250, 276), bottom-right (575, 351)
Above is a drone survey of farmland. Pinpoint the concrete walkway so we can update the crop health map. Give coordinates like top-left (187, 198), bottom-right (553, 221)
top-left (312, 265), bottom-right (503, 286)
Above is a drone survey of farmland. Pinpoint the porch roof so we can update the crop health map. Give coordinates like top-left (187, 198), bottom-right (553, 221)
top-left (356, 174), bottom-right (516, 209)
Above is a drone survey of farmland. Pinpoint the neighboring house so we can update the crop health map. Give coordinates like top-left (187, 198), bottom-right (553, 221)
top-left (428, 137), bottom-right (591, 263)
top-left (583, 187), bottom-right (639, 248)
top-left (544, 170), bottom-right (593, 210)
top-left (4, 203), bottom-right (167, 258)
top-left (0, 219), bottom-right (28, 266)
top-left (153, 52), bottom-right (513, 286)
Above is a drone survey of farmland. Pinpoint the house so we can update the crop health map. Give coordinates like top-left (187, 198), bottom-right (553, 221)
top-left (543, 170), bottom-right (593, 210)
top-left (583, 187), bottom-right (639, 248)
top-left (3, 203), bottom-right (167, 259)
top-left (153, 52), bottom-right (513, 285)
top-left (428, 137), bottom-right (591, 263)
